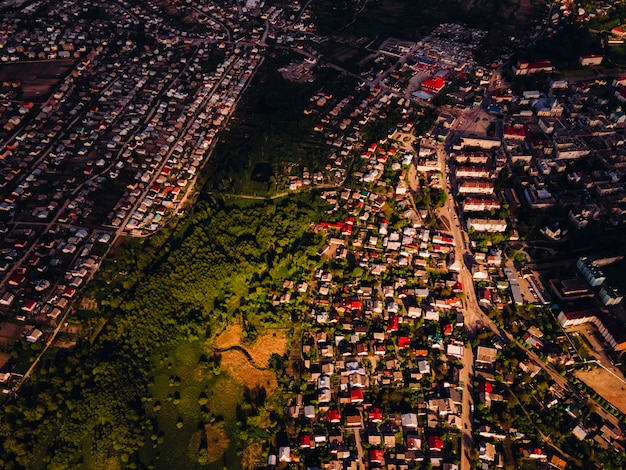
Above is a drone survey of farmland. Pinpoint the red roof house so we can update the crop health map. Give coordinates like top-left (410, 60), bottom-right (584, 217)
top-left (479, 381), bottom-right (493, 394)
top-left (369, 449), bottom-right (384, 464)
top-left (387, 314), bottom-right (399, 332)
top-left (398, 336), bottom-right (410, 349)
top-left (422, 76), bottom-right (446, 94)
top-left (327, 409), bottom-right (341, 423)
top-left (350, 389), bottom-right (364, 403)
top-left (428, 435), bottom-right (444, 451)
top-left (299, 434), bottom-right (312, 448)
top-left (369, 408), bottom-right (383, 423)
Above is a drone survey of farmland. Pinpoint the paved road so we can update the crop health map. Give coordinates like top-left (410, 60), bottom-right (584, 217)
top-left (353, 424), bottom-right (366, 470)
top-left (435, 138), bottom-right (480, 470)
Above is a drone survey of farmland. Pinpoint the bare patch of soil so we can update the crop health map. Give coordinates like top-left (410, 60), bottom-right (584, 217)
top-left (204, 422), bottom-right (230, 463)
top-left (575, 368), bottom-right (626, 414)
top-left (220, 349), bottom-right (277, 392)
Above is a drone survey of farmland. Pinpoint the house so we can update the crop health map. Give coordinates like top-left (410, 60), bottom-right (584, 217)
top-left (25, 328), bottom-right (43, 343)
top-left (478, 289), bottom-right (492, 308)
top-left (62, 287), bottom-right (77, 298)
top-left (318, 388), bottom-right (331, 403)
top-left (550, 455), bottom-right (567, 470)
top-left (401, 413), bottom-right (418, 429)
top-left (424, 309), bottom-right (439, 321)
top-left (476, 346), bottom-right (497, 364)
top-left (331, 441), bottom-right (351, 459)
top-left (579, 54), bottom-right (603, 66)
top-left (369, 408), bottom-right (383, 423)
top-left (528, 447), bottom-right (548, 459)
top-left (383, 433), bottom-right (396, 448)
top-left (20, 298), bottom-right (37, 315)
top-left (446, 343), bottom-right (464, 358)
top-left (299, 434), bottom-right (312, 448)
top-left (407, 434), bottom-right (421, 450)
top-left (369, 448), bottom-right (384, 464)
top-left (522, 331), bottom-right (544, 349)
top-left (0, 292), bottom-right (15, 306)
top-left (350, 389), bottom-right (364, 403)
top-left (327, 409), bottom-right (341, 424)
top-left (572, 424), bottom-right (588, 440)
top-left (345, 414), bottom-right (363, 427)
top-left (278, 446), bottom-right (292, 462)
top-left (428, 435), bottom-right (444, 451)
top-left (407, 306), bottom-right (422, 318)
top-left (368, 431), bottom-right (382, 446)
top-left (313, 428), bottom-right (327, 444)
top-left (398, 336), bottom-right (410, 349)
top-left (479, 441), bottom-right (496, 461)
top-left (406, 450), bottom-right (426, 462)
top-left (387, 314), bottom-right (399, 332)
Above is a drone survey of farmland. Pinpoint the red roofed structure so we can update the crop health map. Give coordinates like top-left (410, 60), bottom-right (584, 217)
top-left (299, 434), bottom-right (311, 448)
top-left (428, 435), bottom-right (445, 451)
top-left (612, 26), bottom-right (626, 37)
top-left (479, 381), bottom-right (493, 394)
top-left (369, 449), bottom-right (384, 464)
top-left (421, 76), bottom-right (446, 94)
top-left (398, 336), bottom-right (410, 349)
top-left (345, 298), bottom-right (362, 310)
top-left (369, 408), bottom-right (383, 423)
top-left (327, 409), bottom-right (341, 423)
top-left (350, 389), bottom-right (364, 403)
top-left (387, 314), bottom-right (399, 332)
top-left (503, 126), bottom-right (527, 140)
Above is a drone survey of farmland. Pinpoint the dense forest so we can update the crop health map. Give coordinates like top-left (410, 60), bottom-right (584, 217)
top-left (0, 195), bottom-right (325, 469)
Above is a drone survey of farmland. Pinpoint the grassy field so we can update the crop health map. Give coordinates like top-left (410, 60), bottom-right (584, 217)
top-left (138, 324), bottom-right (288, 470)
top-left (142, 339), bottom-right (243, 469)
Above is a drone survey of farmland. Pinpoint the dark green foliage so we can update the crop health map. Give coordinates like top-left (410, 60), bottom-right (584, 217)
top-left (0, 197), bottom-right (322, 469)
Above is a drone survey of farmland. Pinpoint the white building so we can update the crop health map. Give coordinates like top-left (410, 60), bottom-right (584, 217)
top-left (576, 257), bottom-right (606, 287)
top-left (467, 218), bottom-right (507, 233)
top-left (458, 180), bottom-right (494, 195)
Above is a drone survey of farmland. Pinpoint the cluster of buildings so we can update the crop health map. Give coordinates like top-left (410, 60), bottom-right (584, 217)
top-left (466, 75), bottom-right (626, 232)
top-left (270, 192), bottom-right (600, 468)
top-left (448, 146), bottom-right (507, 234)
top-left (0, 225), bottom-right (107, 389)
top-left (360, 23), bottom-right (488, 101)
top-left (409, 24), bottom-right (488, 100)
top-left (576, 257), bottom-right (623, 306)
top-left (275, 226), bottom-right (470, 466)
top-left (0, 0), bottom-right (297, 382)
top-left (109, 47), bottom-right (261, 232)
top-left (1, 0), bottom-right (626, 461)
top-left (0, 0), bottom-right (92, 62)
